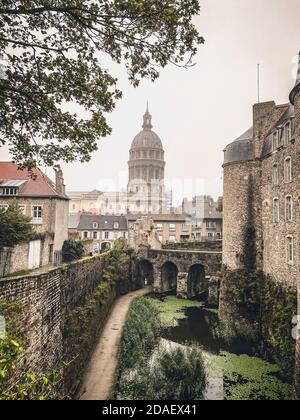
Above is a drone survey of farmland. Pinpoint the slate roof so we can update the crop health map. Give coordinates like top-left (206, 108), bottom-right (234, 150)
top-left (77, 214), bottom-right (128, 231)
top-left (0, 162), bottom-right (69, 199)
top-left (223, 128), bottom-right (253, 165)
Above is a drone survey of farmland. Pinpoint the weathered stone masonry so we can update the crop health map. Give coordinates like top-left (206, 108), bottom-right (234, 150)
top-left (0, 252), bottom-right (129, 378)
top-left (222, 53), bottom-right (300, 398)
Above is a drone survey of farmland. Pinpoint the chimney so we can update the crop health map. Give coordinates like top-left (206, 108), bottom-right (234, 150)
top-left (55, 166), bottom-right (66, 195)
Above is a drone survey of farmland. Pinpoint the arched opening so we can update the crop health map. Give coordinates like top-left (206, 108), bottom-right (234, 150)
top-left (139, 260), bottom-right (154, 287)
top-left (161, 261), bottom-right (178, 293)
top-left (188, 264), bottom-right (207, 299)
top-left (101, 242), bottom-right (111, 252)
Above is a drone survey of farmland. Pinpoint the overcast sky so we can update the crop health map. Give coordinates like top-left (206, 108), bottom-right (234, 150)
top-left (1, 0), bottom-right (300, 203)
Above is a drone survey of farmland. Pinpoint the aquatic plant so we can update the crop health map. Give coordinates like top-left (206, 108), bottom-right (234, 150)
top-left (149, 296), bottom-right (203, 328)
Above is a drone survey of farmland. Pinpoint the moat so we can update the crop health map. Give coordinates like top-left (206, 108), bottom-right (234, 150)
top-left (114, 294), bottom-right (293, 401)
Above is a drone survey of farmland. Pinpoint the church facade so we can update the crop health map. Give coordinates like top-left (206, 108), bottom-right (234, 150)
top-left (68, 106), bottom-right (172, 215)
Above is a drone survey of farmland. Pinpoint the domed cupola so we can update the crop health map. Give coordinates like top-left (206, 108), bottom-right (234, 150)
top-left (130, 104), bottom-right (164, 151)
top-left (290, 52), bottom-right (300, 105)
top-left (128, 104), bottom-right (166, 194)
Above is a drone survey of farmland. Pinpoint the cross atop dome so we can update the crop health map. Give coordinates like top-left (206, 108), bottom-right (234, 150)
top-left (290, 51), bottom-right (300, 105)
top-left (142, 101), bottom-right (153, 130)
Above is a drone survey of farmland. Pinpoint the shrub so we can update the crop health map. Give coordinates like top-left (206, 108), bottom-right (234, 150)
top-left (62, 240), bottom-right (84, 262)
top-left (117, 344), bottom-right (207, 400)
top-left (0, 200), bottom-right (33, 248)
top-left (119, 297), bottom-right (162, 370)
top-left (116, 297), bottom-right (207, 400)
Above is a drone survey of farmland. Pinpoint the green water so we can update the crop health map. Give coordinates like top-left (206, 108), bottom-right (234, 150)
top-left (148, 296), bottom-right (292, 401)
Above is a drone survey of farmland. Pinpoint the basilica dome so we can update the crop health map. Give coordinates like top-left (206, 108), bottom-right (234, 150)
top-left (130, 105), bottom-right (164, 152)
top-left (131, 129), bottom-right (163, 150)
top-left (128, 105), bottom-right (165, 193)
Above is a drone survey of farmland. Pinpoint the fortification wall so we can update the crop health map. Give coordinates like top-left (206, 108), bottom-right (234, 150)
top-left (223, 160), bottom-right (262, 270)
top-left (0, 251), bottom-right (136, 384)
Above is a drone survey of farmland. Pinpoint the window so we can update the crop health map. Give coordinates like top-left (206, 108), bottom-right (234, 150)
top-left (104, 232), bottom-right (109, 239)
top-left (0, 187), bottom-right (18, 196)
top-left (0, 204), bottom-right (8, 213)
top-left (272, 131), bottom-right (279, 151)
top-left (156, 223), bottom-right (163, 231)
top-left (169, 223), bottom-right (176, 231)
top-left (284, 157), bottom-right (292, 182)
top-left (169, 236), bottom-right (176, 243)
top-left (273, 198), bottom-right (280, 223)
top-left (272, 164), bottom-right (279, 186)
top-left (93, 232), bottom-right (98, 239)
top-left (285, 122), bottom-right (292, 144)
top-left (287, 236), bottom-right (294, 264)
top-left (206, 221), bottom-right (217, 228)
top-left (32, 206), bottom-right (42, 224)
top-left (83, 231), bottom-right (88, 239)
top-left (285, 196), bottom-right (293, 222)
top-left (92, 222), bottom-right (98, 229)
top-left (114, 222), bottom-right (119, 230)
top-left (182, 224), bottom-right (189, 231)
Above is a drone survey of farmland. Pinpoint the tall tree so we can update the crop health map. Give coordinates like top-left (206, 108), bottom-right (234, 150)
top-left (0, 1), bottom-right (203, 169)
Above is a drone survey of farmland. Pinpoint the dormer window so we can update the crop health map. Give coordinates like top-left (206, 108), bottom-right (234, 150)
top-left (0, 187), bottom-right (18, 196)
top-left (272, 131), bottom-right (279, 151)
top-left (92, 222), bottom-right (98, 229)
top-left (114, 222), bottom-right (119, 230)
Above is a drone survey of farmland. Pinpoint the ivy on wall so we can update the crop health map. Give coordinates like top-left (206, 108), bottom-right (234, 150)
top-left (0, 300), bottom-right (62, 400)
top-left (220, 269), bottom-right (297, 381)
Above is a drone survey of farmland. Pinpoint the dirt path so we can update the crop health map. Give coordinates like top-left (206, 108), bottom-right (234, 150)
top-left (79, 287), bottom-right (151, 400)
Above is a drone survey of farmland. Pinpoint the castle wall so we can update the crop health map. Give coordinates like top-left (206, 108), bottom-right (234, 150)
top-left (0, 251), bottom-right (139, 390)
top-left (223, 160), bottom-right (262, 270)
top-left (261, 143), bottom-right (300, 289)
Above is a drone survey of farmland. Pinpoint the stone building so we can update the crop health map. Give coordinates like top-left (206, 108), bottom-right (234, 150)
top-left (67, 105), bottom-right (172, 215)
top-left (181, 195), bottom-right (223, 241)
top-left (0, 162), bottom-right (69, 269)
top-left (222, 53), bottom-right (300, 397)
top-left (127, 213), bottom-right (192, 245)
top-left (223, 53), bottom-right (300, 288)
top-left (73, 213), bottom-right (128, 252)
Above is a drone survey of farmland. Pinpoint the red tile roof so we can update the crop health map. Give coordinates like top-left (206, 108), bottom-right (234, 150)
top-left (0, 162), bottom-right (68, 199)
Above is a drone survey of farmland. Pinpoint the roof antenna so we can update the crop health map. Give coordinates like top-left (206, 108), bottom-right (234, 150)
top-left (257, 64), bottom-right (261, 103)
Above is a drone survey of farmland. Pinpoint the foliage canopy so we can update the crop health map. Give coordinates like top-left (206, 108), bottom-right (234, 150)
top-left (0, 1), bottom-right (203, 169)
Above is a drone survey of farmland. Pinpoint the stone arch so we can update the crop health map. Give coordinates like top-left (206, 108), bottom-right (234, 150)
top-left (161, 261), bottom-right (179, 292)
top-left (139, 260), bottom-right (154, 287)
top-left (187, 264), bottom-right (207, 299)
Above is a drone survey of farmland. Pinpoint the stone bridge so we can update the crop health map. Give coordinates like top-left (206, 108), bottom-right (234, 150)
top-left (136, 247), bottom-right (222, 303)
